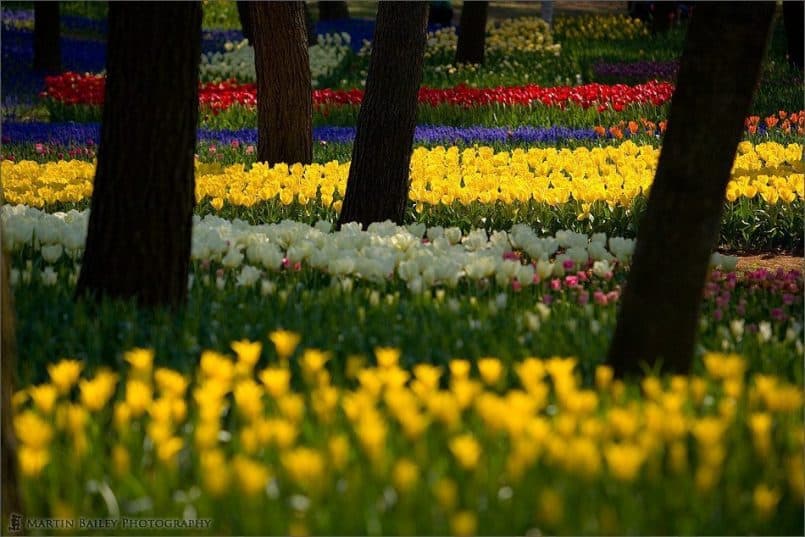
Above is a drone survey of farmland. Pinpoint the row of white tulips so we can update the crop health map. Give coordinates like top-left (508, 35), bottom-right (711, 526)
top-left (3, 204), bottom-right (739, 290)
top-left (200, 33), bottom-right (352, 86)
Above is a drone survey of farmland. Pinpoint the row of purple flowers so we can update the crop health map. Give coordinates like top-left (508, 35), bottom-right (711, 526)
top-left (1, 122), bottom-right (604, 146)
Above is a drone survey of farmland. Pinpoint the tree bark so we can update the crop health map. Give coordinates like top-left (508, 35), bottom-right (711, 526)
top-left (1, 239), bottom-right (22, 530)
top-left (251, 1), bottom-right (313, 165)
top-left (33, 1), bottom-right (60, 72)
top-left (318, 1), bottom-right (350, 21)
top-left (455, 1), bottom-right (488, 64)
top-left (336, 2), bottom-right (429, 228)
top-left (75, 2), bottom-right (201, 309)
top-left (608, 2), bottom-right (775, 377)
top-left (236, 1), bottom-right (254, 45)
top-left (783, 1), bottom-right (804, 71)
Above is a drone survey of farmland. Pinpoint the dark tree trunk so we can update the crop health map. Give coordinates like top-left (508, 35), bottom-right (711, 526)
top-left (337, 2), bottom-right (428, 228)
top-left (1, 238), bottom-right (22, 528)
top-left (75, 2), bottom-right (201, 309)
top-left (608, 2), bottom-right (775, 377)
top-left (783, 1), bottom-right (804, 71)
top-left (33, 1), bottom-right (60, 72)
top-left (318, 1), bottom-right (350, 20)
top-left (236, 1), bottom-right (254, 45)
top-left (251, 2), bottom-right (312, 166)
top-left (651, 2), bottom-right (675, 34)
top-left (455, 1), bottom-right (488, 64)
top-left (305, 2), bottom-right (318, 46)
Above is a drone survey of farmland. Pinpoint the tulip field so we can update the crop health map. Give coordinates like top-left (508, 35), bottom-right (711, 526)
top-left (1, 3), bottom-right (803, 535)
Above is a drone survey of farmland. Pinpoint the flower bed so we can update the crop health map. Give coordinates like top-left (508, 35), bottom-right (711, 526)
top-left (553, 14), bottom-right (650, 41)
top-left (3, 204), bottom-right (742, 289)
top-left (13, 345), bottom-right (804, 535)
top-left (199, 33), bottom-right (353, 87)
top-left (41, 73), bottom-right (675, 111)
top-left (592, 111), bottom-right (805, 140)
top-left (3, 10), bottom-right (804, 536)
top-left (2, 144), bottom-right (801, 252)
top-left (592, 60), bottom-right (679, 83)
top-left (6, 143), bottom-right (800, 209)
top-left (0, 122), bottom-right (602, 147)
top-left (5, 205), bottom-right (803, 376)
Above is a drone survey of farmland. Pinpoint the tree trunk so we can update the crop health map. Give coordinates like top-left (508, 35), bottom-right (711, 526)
top-left (318, 1), bottom-right (350, 20)
top-left (33, 1), bottom-right (60, 72)
top-left (75, 2), bottom-right (201, 309)
top-left (608, 2), bottom-right (775, 377)
top-left (455, 1), bottom-right (488, 65)
top-left (783, 1), bottom-right (804, 71)
top-left (237, 1), bottom-right (254, 45)
top-left (251, 2), bottom-right (313, 165)
top-left (1, 238), bottom-right (22, 530)
top-left (336, 2), bottom-right (429, 228)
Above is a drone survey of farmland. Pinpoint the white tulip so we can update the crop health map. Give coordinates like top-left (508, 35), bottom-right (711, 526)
top-left (41, 266), bottom-right (58, 286)
top-left (41, 243), bottom-right (63, 263)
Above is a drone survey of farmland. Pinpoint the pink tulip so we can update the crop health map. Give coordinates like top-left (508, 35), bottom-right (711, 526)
top-left (593, 290), bottom-right (608, 306)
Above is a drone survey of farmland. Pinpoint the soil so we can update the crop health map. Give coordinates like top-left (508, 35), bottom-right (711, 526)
top-left (735, 254), bottom-right (804, 273)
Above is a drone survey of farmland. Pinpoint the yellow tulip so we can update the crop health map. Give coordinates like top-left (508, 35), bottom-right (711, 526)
top-left (269, 330), bottom-right (301, 360)
top-left (47, 359), bottom-right (83, 394)
top-left (28, 384), bottom-right (58, 414)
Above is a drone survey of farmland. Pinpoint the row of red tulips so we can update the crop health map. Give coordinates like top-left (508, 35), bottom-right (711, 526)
top-left (41, 72), bottom-right (675, 112)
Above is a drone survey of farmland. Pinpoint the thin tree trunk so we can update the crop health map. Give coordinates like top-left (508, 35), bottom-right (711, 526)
top-left (337, 2), bottom-right (429, 228)
top-left (455, 1), bottom-right (488, 65)
top-left (1, 240), bottom-right (22, 530)
top-left (237, 1), bottom-right (254, 45)
top-left (608, 2), bottom-right (775, 377)
top-left (318, 1), bottom-right (350, 20)
top-left (33, 1), bottom-right (60, 72)
top-left (75, 2), bottom-right (201, 309)
top-left (783, 1), bottom-right (804, 71)
top-left (251, 2), bottom-right (313, 165)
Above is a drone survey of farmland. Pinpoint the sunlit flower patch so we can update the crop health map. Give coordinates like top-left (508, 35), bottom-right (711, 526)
top-left (13, 344), bottom-right (804, 535)
top-left (3, 204), bottom-right (749, 292)
top-left (2, 143), bottom-right (801, 211)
